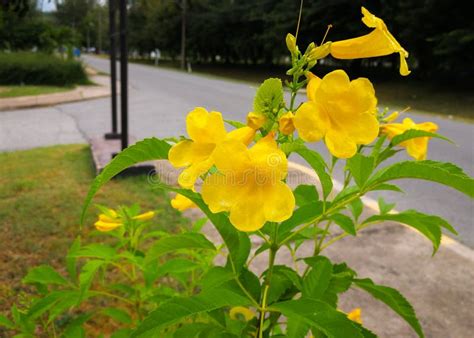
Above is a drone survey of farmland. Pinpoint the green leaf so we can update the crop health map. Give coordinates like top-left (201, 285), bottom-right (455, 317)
top-left (294, 147), bottom-right (333, 198)
top-left (167, 188), bottom-right (250, 273)
top-left (367, 160), bottom-right (474, 198)
top-left (66, 237), bottom-right (81, 282)
top-left (146, 233), bottom-right (215, 263)
top-left (132, 287), bottom-right (252, 337)
top-left (349, 198), bottom-right (363, 222)
top-left (390, 129), bottom-right (452, 147)
top-left (347, 154), bottom-right (375, 188)
top-left (73, 243), bottom-right (117, 260)
top-left (225, 119), bottom-right (246, 129)
top-left (286, 317), bottom-right (310, 338)
top-left (377, 197), bottom-right (395, 215)
top-left (354, 278), bottom-right (424, 338)
top-left (253, 78), bottom-right (284, 115)
top-left (0, 314), bottom-right (14, 329)
top-left (294, 184), bottom-right (319, 206)
top-left (330, 214), bottom-right (356, 236)
top-left (156, 258), bottom-right (199, 277)
top-left (277, 202), bottom-right (324, 243)
top-left (102, 308), bottom-right (133, 324)
top-left (81, 137), bottom-right (171, 224)
top-left (371, 183), bottom-right (403, 193)
top-left (323, 263), bottom-right (356, 306)
top-left (23, 265), bottom-right (68, 286)
top-left (27, 290), bottom-right (77, 319)
top-left (79, 260), bottom-right (104, 294)
top-left (199, 267), bottom-right (234, 291)
top-left (363, 210), bottom-right (456, 254)
top-left (302, 256), bottom-right (333, 299)
top-left (271, 299), bottom-right (363, 338)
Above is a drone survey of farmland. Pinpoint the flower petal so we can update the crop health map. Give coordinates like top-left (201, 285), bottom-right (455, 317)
top-left (227, 126), bottom-right (256, 145)
top-left (202, 173), bottom-right (244, 213)
top-left (229, 186), bottom-right (266, 231)
top-left (249, 134), bottom-right (288, 181)
top-left (168, 140), bottom-right (215, 168)
top-left (178, 157), bottom-right (214, 189)
top-left (213, 140), bottom-right (251, 174)
top-left (133, 211), bottom-right (155, 221)
top-left (186, 107), bottom-right (227, 143)
top-left (294, 101), bottom-right (329, 142)
top-left (325, 128), bottom-right (358, 158)
top-left (263, 181), bottom-right (295, 223)
top-left (306, 76), bottom-right (322, 102)
top-left (171, 194), bottom-right (197, 211)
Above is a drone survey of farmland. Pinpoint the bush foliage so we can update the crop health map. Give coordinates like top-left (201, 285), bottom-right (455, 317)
top-left (0, 52), bottom-right (88, 86)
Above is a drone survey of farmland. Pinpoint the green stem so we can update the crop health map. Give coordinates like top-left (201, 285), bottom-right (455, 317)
top-left (89, 290), bottom-right (135, 305)
top-left (319, 221), bottom-right (379, 251)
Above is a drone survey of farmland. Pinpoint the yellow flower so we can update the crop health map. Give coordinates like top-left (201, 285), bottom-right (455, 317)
top-left (202, 134), bottom-right (295, 232)
top-left (230, 306), bottom-right (255, 321)
top-left (247, 111), bottom-right (266, 130)
top-left (133, 211), bottom-right (155, 221)
top-left (169, 107), bottom-right (255, 189)
top-left (95, 209), bottom-right (122, 232)
top-left (381, 118), bottom-right (438, 160)
top-left (170, 193), bottom-right (197, 211)
top-left (294, 70), bottom-right (379, 158)
top-left (347, 308), bottom-right (362, 324)
top-left (307, 42), bottom-right (331, 61)
top-left (330, 7), bottom-right (410, 76)
top-left (278, 112), bottom-right (295, 135)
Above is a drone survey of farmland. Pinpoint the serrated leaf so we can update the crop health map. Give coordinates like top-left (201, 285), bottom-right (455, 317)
top-left (253, 78), bottom-right (284, 115)
top-left (73, 243), bottom-right (117, 260)
top-left (102, 308), bottom-right (133, 324)
top-left (363, 210), bottom-right (457, 254)
top-left (354, 278), bottom-right (424, 338)
top-left (146, 233), bottom-right (215, 263)
top-left (271, 299), bottom-right (363, 338)
top-left (349, 198), bottom-right (364, 222)
top-left (368, 160), bottom-right (474, 198)
top-left (23, 265), bottom-right (68, 286)
top-left (294, 146), bottom-right (332, 198)
top-left (81, 137), bottom-right (171, 224)
top-left (199, 267), bottom-right (234, 291)
top-left (132, 287), bottom-right (252, 337)
top-left (294, 184), bottom-right (319, 206)
top-left (166, 188), bottom-right (250, 273)
top-left (27, 290), bottom-right (76, 319)
top-left (79, 260), bottom-right (104, 294)
top-left (66, 237), bottom-right (81, 282)
top-left (371, 183), bottom-right (403, 193)
top-left (330, 214), bottom-right (356, 236)
top-left (390, 129), bottom-right (452, 147)
top-left (347, 154), bottom-right (375, 188)
top-left (302, 256), bottom-right (333, 300)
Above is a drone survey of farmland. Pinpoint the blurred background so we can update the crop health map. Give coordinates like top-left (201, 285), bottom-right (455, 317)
top-left (1, 0), bottom-right (474, 117)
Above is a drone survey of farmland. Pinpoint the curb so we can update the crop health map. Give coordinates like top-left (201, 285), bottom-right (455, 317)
top-left (288, 161), bottom-right (474, 261)
top-left (0, 75), bottom-right (113, 112)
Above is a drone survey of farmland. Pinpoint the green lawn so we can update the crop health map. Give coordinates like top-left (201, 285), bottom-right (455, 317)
top-left (0, 85), bottom-right (73, 98)
top-left (0, 144), bottom-right (187, 313)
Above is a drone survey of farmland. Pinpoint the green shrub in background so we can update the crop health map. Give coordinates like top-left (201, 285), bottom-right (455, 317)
top-left (0, 52), bottom-right (88, 86)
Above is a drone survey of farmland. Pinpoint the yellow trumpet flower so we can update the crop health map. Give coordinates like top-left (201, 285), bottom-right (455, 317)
top-left (202, 134), bottom-right (295, 232)
top-left (170, 193), bottom-right (197, 211)
top-left (278, 111), bottom-right (295, 135)
top-left (381, 117), bottom-right (438, 160)
top-left (294, 69), bottom-right (379, 158)
top-left (331, 7), bottom-right (411, 76)
top-left (169, 107), bottom-right (255, 189)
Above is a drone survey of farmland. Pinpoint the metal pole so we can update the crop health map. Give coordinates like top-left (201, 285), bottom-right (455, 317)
top-left (119, 0), bottom-right (128, 150)
top-left (180, 0), bottom-right (186, 70)
top-left (108, 0), bottom-right (119, 136)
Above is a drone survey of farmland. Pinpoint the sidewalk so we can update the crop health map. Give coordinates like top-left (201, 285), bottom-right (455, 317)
top-left (154, 160), bottom-right (474, 338)
top-left (0, 75), bottom-right (111, 111)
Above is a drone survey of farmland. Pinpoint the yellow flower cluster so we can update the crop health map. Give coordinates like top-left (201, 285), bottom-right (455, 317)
top-left (163, 6), bottom-right (438, 233)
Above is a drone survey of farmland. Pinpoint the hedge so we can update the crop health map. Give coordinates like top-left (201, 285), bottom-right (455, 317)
top-left (0, 52), bottom-right (88, 86)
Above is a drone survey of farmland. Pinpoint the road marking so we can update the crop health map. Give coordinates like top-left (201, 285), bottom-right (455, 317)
top-left (288, 161), bottom-right (474, 261)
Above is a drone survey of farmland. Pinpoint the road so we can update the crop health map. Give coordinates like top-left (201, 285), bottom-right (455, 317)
top-left (1, 55), bottom-right (473, 248)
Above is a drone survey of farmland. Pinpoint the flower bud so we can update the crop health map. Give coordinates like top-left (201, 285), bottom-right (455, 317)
top-left (247, 112), bottom-right (266, 130)
top-left (278, 112), bottom-right (295, 135)
top-left (383, 111), bottom-right (399, 122)
top-left (308, 42), bottom-right (331, 61)
top-left (286, 33), bottom-right (297, 53)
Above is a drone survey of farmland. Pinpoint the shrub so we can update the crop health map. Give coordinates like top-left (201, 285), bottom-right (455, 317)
top-left (0, 52), bottom-right (88, 86)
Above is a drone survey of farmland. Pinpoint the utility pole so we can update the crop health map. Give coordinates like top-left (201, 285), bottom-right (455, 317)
top-left (119, 0), bottom-right (128, 150)
top-left (180, 0), bottom-right (186, 70)
top-left (105, 0), bottom-right (119, 139)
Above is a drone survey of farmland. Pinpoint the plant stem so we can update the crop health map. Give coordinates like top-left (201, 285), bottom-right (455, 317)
top-left (256, 245), bottom-right (277, 338)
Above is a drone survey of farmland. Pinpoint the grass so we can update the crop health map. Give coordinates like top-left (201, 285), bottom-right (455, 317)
top-left (129, 57), bottom-right (474, 120)
top-left (0, 144), bottom-right (188, 315)
top-left (0, 85), bottom-right (73, 98)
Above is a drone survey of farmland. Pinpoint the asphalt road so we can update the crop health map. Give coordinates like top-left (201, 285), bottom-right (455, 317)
top-left (1, 55), bottom-right (473, 248)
